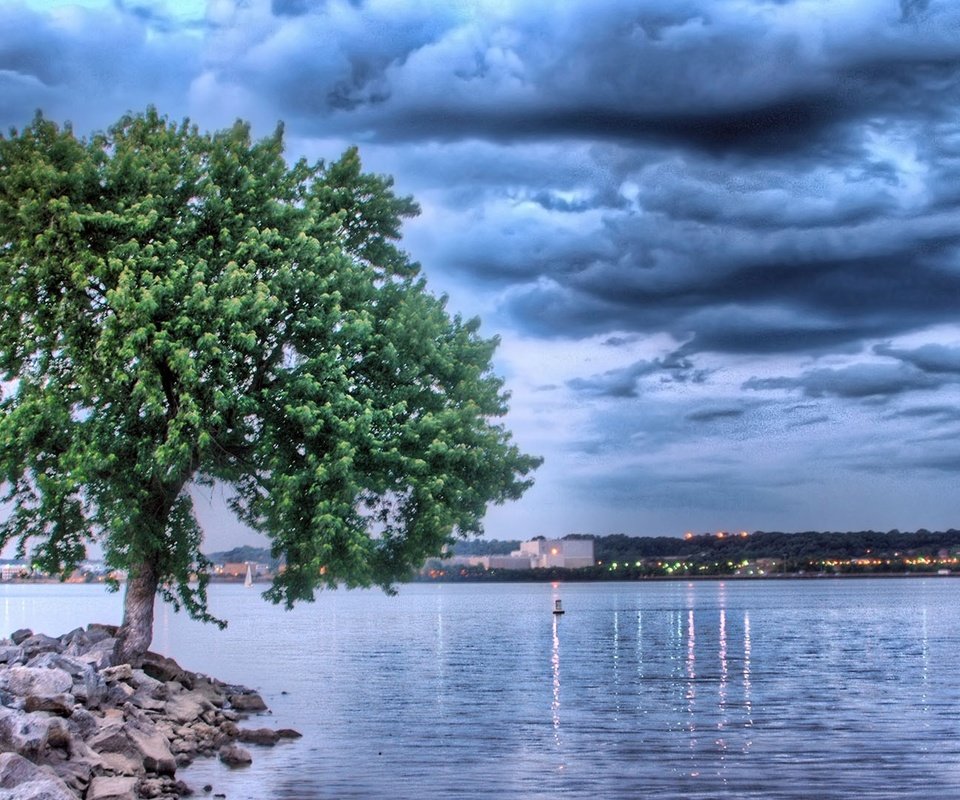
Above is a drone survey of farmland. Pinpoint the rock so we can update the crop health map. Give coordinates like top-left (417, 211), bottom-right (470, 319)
top-left (141, 652), bottom-right (190, 687)
top-left (77, 639), bottom-right (116, 671)
top-left (276, 728), bottom-right (303, 739)
top-left (66, 706), bottom-right (99, 740)
top-left (98, 752), bottom-right (144, 777)
top-left (0, 644), bottom-right (24, 664)
top-left (218, 743), bottom-right (252, 767)
top-left (0, 707), bottom-right (62, 760)
top-left (101, 664), bottom-right (133, 683)
top-left (228, 692), bottom-right (267, 712)
top-left (10, 628), bottom-right (34, 645)
top-left (86, 623), bottom-right (119, 638)
top-left (238, 727), bottom-right (280, 745)
top-left (165, 691), bottom-right (212, 725)
top-left (0, 666), bottom-right (73, 697)
top-left (27, 653), bottom-right (105, 708)
top-left (19, 633), bottom-right (62, 659)
top-left (126, 721), bottom-right (177, 775)
top-left (129, 669), bottom-right (166, 697)
top-left (87, 775), bottom-right (139, 800)
top-left (23, 693), bottom-right (74, 716)
top-left (0, 752), bottom-right (75, 800)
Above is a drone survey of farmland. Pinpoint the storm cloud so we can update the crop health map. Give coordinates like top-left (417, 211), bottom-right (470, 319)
top-left (4, 0), bottom-right (960, 540)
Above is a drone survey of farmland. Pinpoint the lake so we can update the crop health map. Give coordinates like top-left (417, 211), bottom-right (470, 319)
top-left (2, 578), bottom-right (959, 799)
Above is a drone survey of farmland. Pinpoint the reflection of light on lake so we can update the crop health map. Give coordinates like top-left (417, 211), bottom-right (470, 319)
top-left (743, 610), bottom-right (753, 753)
top-left (686, 608), bottom-right (697, 753)
top-left (551, 613), bottom-right (561, 748)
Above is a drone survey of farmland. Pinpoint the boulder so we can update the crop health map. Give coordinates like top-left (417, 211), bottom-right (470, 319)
top-left (238, 727), bottom-right (280, 746)
top-left (27, 652), bottom-right (106, 709)
top-left (10, 629), bottom-right (33, 645)
top-left (0, 752), bottom-right (75, 800)
top-left (87, 775), bottom-right (139, 800)
top-left (165, 692), bottom-right (211, 725)
top-left (0, 644), bottom-right (24, 664)
top-left (141, 652), bottom-right (190, 686)
top-left (0, 707), bottom-right (63, 760)
top-left (77, 639), bottom-right (116, 671)
top-left (101, 664), bottom-right (133, 683)
top-left (19, 634), bottom-right (62, 659)
top-left (228, 692), bottom-right (267, 712)
top-left (23, 693), bottom-right (74, 716)
top-left (218, 743), bottom-right (252, 767)
top-left (126, 722), bottom-right (177, 775)
top-left (277, 728), bottom-right (303, 739)
top-left (0, 667), bottom-right (73, 697)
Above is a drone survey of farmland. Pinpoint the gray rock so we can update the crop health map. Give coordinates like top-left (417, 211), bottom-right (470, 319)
top-left (10, 629), bottom-right (33, 645)
top-left (0, 753), bottom-right (75, 800)
top-left (77, 638), bottom-right (115, 670)
top-left (228, 692), bottom-right (267, 712)
top-left (19, 634), bottom-right (62, 659)
top-left (129, 669), bottom-right (166, 697)
top-left (277, 728), bottom-right (303, 739)
top-left (0, 707), bottom-right (62, 760)
top-left (86, 623), bottom-right (119, 639)
top-left (126, 722), bottom-right (177, 775)
top-left (0, 667), bottom-right (72, 697)
top-left (218, 742), bottom-right (252, 767)
top-left (26, 653), bottom-right (105, 708)
top-left (101, 664), bottom-right (133, 683)
top-left (23, 693), bottom-right (74, 716)
top-left (165, 691), bottom-right (211, 724)
top-left (141, 652), bottom-right (190, 687)
top-left (86, 775), bottom-right (139, 800)
top-left (238, 727), bottom-right (280, 745)
top-left (0, 644), bottom-right (24, 664)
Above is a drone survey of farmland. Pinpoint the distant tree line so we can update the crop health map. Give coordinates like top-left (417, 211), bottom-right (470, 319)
top-left (450, 530), bottom-right (960, 564)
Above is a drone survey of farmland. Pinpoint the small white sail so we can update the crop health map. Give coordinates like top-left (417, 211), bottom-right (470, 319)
top-left (244, 563), bottom-right (253, 588)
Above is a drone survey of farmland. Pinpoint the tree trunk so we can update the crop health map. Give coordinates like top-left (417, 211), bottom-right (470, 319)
top-left (113, 558), bottom-right (159, 666)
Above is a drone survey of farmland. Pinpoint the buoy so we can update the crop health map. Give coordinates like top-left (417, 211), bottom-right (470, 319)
top-left (553, 599), bottom-right (565, 615)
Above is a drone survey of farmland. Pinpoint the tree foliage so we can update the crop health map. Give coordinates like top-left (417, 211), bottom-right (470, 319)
top-left (0, 108), bottom-right (540, 628)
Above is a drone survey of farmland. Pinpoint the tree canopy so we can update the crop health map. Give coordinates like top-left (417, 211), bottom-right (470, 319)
top-left (0, 108), bottom-right (540, 661)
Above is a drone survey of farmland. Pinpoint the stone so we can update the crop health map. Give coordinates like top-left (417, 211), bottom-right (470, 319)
top-left (238, 727), bottom-right (280, 745)
top-left (0, 644), bottom-right (24, 664)
top-left (0, 666), bottom-right (73, 697)
top-left (276, 728), bottom-right (303, 739)
top-left (141, 652), bottom-right (190, 686)
top-left (130, 669), bottom-right (166, 697)
top-left (228, 692), bottom-right (267, 712)
top-left (126, 722), bottom-right (177, 775)
top-left (77, 639), bottom-right (116, 671)
top-left (0, 753), bottom-right (75, 800)
top-left (218, 743), bottom-right (252, 767)
top-left (87, 775), bottom-right (139, 800)
top-left (0, 707), bottom-right (59, 760)
top-left (10, 628), bottom-right (33, 645)
top-left (98, 752), bottom-right (144, 777)
top-left (165, 691), bottom-right (211, 725)
top-left (23, 693), bottom-right (74, 716)
top-left (101, 664), bottom-right (133, 683)
top-left (27, 652), bottom-right (105, 708)
top-left (19, 634), bottom-right (62, 659)
top-left (86, 623), bottom-right (119, 638)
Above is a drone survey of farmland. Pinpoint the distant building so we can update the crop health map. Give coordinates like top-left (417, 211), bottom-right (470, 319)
top-left (517, 539), bottom-right (595, 569)
top-left (0, 563), bottom-right (30, 581)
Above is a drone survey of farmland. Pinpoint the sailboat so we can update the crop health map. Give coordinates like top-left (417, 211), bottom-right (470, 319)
top-left (244, 564), bottom-right (253, 588)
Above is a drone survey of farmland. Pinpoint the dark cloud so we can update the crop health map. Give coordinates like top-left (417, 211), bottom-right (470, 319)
top-left (567, 352), bottom-right (704, 398)
top-left (743, 363), bottom-right (952, 399)
top-left (685, 407), bottom-right (746, 423)
top-left (875, 343), bottom-right (960, 374)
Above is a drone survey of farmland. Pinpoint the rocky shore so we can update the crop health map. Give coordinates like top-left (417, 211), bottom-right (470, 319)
top-left (0, 625), bottom-right (300, 799)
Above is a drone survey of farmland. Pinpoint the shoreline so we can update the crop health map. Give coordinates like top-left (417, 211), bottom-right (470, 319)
top-left (0, 624), bottom-right (300, 800)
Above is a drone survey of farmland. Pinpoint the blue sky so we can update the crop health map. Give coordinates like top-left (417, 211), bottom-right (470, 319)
top-left (3, 0), bottom-right (960, 548)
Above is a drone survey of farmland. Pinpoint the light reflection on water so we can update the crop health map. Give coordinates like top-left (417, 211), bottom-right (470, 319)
top-left (1, 579), bottom-right (960, 798)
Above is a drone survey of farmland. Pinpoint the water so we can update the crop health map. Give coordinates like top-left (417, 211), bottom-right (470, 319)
top-left (2, 578), bottom-right (959, 799)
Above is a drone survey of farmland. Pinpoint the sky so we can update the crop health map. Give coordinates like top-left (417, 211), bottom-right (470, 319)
top-left (3, 0), bottom-right (960, 548)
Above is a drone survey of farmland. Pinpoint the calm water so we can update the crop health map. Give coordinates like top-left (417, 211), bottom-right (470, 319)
top-left (2, 579), bottom-right (959, 799)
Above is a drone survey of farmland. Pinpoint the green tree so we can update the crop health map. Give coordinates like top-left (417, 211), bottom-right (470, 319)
top-left (0, 108), bottom-right (540, 664)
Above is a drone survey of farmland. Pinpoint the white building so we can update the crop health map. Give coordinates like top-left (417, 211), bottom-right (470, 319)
top-left (516, 538), bottom-right (595, 569)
